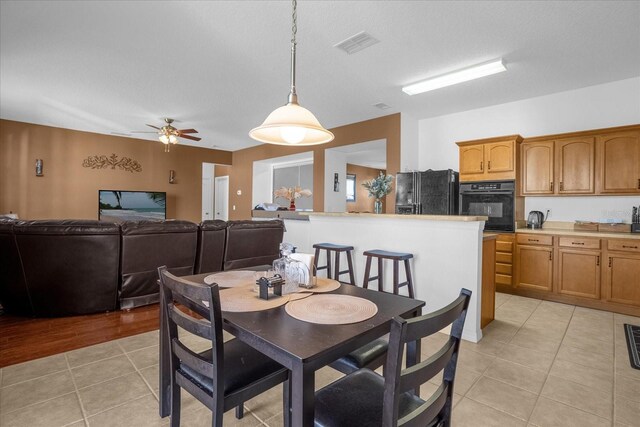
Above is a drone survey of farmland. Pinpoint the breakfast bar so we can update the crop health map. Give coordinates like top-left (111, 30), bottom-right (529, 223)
top-left (281, 212), bottom-right (488, 342)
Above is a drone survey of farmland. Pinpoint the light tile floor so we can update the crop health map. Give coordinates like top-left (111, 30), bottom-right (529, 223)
top-left (1, 294), bottom-right (639, 427)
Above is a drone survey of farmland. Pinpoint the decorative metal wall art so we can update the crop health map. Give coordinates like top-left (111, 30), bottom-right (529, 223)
top-left (82, 154), bottom-right (142, 172)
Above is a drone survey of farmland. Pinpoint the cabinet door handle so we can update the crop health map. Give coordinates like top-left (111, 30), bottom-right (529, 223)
top-left (528, 239), bottom-right (539, 242)
top-left (560, 182), bottom-right (564, 191)
top-left (609, 257), bottom-right (612, 267)
top-left (549, 252), bottom-right (553, 261)
top-left (596, 256), bottom-right (600, 266)
top-left (488, 161), bottom-right (491, 170)
top-left (571, 242), bottom-right (585, 245)
top-left (622, 245), bottom-right (638, 249)
top-left (550, 182), bottom-right (554, 191)
top-left (480, 161), bottom-right (483, 171)
top-left (638, 178), bottom-right (640, 189)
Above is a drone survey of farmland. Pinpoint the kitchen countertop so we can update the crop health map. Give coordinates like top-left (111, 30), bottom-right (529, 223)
top-left (300, 212), bottom-right (489, 222)
top-left (515, 228), bottom-right (640, 240)
top-left (483, 233), bottom-right (498, 240)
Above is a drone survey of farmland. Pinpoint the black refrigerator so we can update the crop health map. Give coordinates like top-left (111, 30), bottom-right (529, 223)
top-left (395, 169), bottom-right (459, 215)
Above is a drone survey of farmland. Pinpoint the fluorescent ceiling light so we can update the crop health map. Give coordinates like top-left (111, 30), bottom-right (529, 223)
top-left (402, 59), bottom-right (507, 95)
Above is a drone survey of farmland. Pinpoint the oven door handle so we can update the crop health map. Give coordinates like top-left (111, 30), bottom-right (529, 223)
top-left (460, 191), bottom-right (514, 195)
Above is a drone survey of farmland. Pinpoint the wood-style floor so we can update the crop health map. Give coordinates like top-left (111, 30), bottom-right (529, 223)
top-left (0, 305), bottom-right (160, 368)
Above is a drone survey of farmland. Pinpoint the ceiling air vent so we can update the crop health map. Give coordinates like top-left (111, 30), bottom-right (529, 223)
top-left (373, 103), bottom-right (391, 110)
top-left (334, 31), bottom-right (379, 55)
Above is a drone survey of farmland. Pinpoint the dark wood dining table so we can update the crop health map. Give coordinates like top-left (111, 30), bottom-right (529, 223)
top-left (159, 272), bottom-right (425, 427)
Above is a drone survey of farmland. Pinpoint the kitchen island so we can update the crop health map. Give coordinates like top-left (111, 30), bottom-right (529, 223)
top-left (282, 212), bottom-right (488, 342)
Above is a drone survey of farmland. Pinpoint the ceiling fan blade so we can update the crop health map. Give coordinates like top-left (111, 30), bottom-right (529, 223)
top-left (177, 128), bottom-right (198, 134)
top-left (130, 131), bottom-right (159, 133)
top-left (146, 124), bottom-right (161, 130)
top-left (179, 134), bottom-right (202, 141)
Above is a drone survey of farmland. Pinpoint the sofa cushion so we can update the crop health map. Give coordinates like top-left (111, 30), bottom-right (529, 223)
top-left (120, 220), bottom-right (198, 309)
top-left (223, 220), bottom-right (284, 271)
top-left (195, 220), bottom-right (227, 274)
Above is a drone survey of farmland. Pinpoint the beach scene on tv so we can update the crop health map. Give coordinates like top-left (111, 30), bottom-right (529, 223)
top-left (99, 191), bottom-right (166, 222)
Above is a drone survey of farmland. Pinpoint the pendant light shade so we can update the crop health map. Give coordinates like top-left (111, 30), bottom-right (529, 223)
top-left (249, 0), bottom-right (334, 146)
top-left (249, 102), bottom-right (334, 145)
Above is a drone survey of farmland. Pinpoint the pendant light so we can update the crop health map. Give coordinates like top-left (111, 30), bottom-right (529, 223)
top-left (249, 0), bottom-right (334, 146)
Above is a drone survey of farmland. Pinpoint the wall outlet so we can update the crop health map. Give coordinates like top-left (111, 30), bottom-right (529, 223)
top-left (546, 209), bottom-right (551, 218)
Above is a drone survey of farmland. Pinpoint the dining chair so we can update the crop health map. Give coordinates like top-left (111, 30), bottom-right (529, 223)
top-left (158, 267), bottom-right (290, 427)
top-left (315, 288), bottom-right (472, 427)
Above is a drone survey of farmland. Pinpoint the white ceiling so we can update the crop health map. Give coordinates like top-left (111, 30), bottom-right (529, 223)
top-left (1, 1), bottom-right (639, 152)
top-left (332, 139), bottom-right (387, 170)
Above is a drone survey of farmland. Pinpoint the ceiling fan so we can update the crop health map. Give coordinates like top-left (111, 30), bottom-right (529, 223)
top-left (132, 118), bottom-right (201, 152)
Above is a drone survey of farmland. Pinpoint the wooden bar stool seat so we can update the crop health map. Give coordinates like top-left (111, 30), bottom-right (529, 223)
top-left (362, 249), bottom-right (415, 298)
top-left (313, 243), bottom-right (356, 285)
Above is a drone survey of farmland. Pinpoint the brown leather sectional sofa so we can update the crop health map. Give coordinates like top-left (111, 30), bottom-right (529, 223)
top-left (0, 218), bottom-right (284, 317)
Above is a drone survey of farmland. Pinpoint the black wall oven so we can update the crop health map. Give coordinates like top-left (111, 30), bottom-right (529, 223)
top-left (459, 180), bottom-right (515, 232)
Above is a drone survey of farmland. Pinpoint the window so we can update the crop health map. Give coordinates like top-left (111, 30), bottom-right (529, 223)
top-left (346, 174), bottom-right (356, 202)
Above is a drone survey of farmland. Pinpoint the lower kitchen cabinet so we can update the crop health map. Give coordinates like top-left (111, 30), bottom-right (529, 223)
top-left (515, 245), bottom-right (553, 292)
top-left (604, 252), bottom-right (640, 307)
top-left (557, 249), bottom-right (601, 299)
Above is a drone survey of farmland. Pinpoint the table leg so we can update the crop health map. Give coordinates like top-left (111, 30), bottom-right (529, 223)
top-left (159, 288), bottom-right (171, 418)
top-left (291, 364), bottom-right (315, 427)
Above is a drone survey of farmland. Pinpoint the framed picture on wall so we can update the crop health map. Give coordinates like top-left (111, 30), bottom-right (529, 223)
top-left (346, 174), bottom-right (356, 202)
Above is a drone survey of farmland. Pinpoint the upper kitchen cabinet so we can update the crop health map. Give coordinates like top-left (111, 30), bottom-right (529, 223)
top-left (596, 130), bottom-right (640, 194)
top-left (457, 135), bottom-right (522, 182)
top-left (521, 125), bottom-right (638, 196)
top-left (556, 136), bottom-right (595, 194)
top-left (521, 140), bottom-right (554, 195)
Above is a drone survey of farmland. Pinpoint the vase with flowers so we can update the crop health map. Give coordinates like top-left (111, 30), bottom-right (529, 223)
top-left (362, 172), bottom-right (394, 214)
top-left (274, 186), bottom-right (312, 211)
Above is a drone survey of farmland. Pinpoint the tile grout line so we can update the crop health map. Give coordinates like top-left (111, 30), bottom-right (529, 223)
top-left (116, 341), bottom-right (159, 400)
top-left (64, 353), bottom-right (90, 427)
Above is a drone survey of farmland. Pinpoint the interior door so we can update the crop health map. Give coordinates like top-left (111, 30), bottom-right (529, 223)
top-left (214, 176), bottom-right (229, 220)
top-left (202, 177), bottom-right (213, 220)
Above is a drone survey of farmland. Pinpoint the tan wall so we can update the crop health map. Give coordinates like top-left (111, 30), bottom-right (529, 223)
top-left (0, 119), bottom-right (232, 222)
top-left (229, 113), bottom-right (400, 219)
top-left (346, 164), bottom-right (387, 213)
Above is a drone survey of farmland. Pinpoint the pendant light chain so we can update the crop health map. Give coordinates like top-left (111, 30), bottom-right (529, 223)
top-left (291, 0), bottom-right (297, 45)
top-left (288, 0), bottom-right (298, 104)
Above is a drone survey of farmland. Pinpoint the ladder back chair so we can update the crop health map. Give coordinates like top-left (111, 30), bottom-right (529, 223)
top-left (158, 267), bottom-right (290, 427)
top-left (315, 288), bottom-right (471, 427)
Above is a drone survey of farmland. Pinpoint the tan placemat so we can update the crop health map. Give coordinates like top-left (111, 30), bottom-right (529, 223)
top-left (204, 271), bottom-right (256, 288)
top-left (285, 294), bottom-right (378, 325)
top-left (307, 277), bottom-right (341, 293)
top-left (220, 285), bottom-right (289, 312)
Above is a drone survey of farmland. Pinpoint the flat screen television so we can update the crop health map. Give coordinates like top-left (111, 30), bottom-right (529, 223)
top-left (98, 190), bottom-right (166, 222)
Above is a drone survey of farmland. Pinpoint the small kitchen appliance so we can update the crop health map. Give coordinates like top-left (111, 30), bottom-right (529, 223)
top-left (527, 210), bottom-right (546, 229)
top-left (633, 205), bottom-right (640, 233)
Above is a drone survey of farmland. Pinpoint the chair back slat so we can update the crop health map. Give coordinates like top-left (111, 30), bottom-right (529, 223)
top-left (398, 383), bottom-right (448, 427)
top-left (382, 288), bottom-right (471, 427)
top-left (402, 294), bottom-right (467, 342)
top-left (172, 338), bottom-right (214, 379)
top-left (169, 305), bottom-right (213, 340)
top-left (398, 339), bottom-right (455, 394)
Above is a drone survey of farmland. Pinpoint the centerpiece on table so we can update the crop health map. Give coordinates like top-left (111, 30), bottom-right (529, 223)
top-left (274, 186), bottom-right (312, 211)
top-left (362, 172), bottom-right (394, 214)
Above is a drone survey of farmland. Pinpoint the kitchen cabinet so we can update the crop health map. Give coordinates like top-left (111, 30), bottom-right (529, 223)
top-left (457, 135), bottom-right (522, 182)
top-left (557, 237), bottom-right (601, 299)
top-left (604, 239), bottom-right (640, 307)
top-left (515, 238), bottom-right (554, 292)
top-left (521, 137), bottom-right (595, 195)
top-left (482, 237), bottom-right (496, 328)
top-left (495, 234), bottom-right (514, 291)
top-left (521, 141), bottom-right (554, 194)
top-left (556, 137), bottom-right (595, 194)
top-left (597, 130), bottom-right (640, 194)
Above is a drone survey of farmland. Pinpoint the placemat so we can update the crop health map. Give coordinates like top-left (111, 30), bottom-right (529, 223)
top-left (204, 271), bottom-right (256, 288)
top-left (285, 294), bottom-right (378, 325)
top-left (220, 286), bottom-right (289, 312)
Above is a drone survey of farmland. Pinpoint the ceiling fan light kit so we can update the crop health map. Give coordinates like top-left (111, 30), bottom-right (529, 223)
top-left (402, 58), bottom-right (507, 95)
top-left (249, 0), bottom-right (334, 146)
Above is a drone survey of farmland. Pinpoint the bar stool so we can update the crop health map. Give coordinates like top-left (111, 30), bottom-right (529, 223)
top-left (312, 243), bottom-right (356, 285)
top-left (362, 249), bottom-right (415, 298)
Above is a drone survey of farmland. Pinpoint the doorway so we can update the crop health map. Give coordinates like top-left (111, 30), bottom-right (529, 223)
top-left (214, 176), bottom-right (229, 220)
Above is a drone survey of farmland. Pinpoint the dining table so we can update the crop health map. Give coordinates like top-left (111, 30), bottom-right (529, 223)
top-left (158, 271), bottom-right (425, 427)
